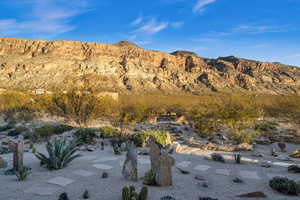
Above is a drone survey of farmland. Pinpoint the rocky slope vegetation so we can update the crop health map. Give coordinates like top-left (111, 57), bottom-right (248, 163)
top-left (0, 37), bottom-right (300, 95)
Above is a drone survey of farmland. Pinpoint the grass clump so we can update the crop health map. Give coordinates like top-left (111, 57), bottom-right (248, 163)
top-left (131, 130), bottom-right (172, 147)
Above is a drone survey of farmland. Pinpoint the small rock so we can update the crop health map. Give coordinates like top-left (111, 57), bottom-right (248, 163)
top-left (102, 172), bottom-right (108, 178)
top-left (290, 149), bottom-right (300, 158)
top-left (211, 153), bottom-right (225, 163)
top-left (138, 148), bottom-right (149, 155)
top-left (288, 165), bottom-right (300, 173)
top-left (260, 160), bottom-right (272, 168)
top-left (233, 177), bottom-right (244, 183)
top-left (86, 146), bottom-right (95, 152)
top-left (199, 197), bottom-right (218, 200)
top-left (271, 148), bottom-right (278, 157)
top-left (58, 192), bottom-right (69, 200)
top-left (236, 191), bottom-right (267, 198)
top-left (194, 175), bottom-right (206, 181)
top-left (277, 155), bottom-right (291, 161)
top-left (83, 190), bottom-right (90, 199)
top-left (176, 167), bottom-right (190, 174)
top-left (252, 151), bottom-right (264, 157)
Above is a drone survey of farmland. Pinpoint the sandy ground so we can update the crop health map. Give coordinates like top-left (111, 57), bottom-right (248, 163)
top-left (1, 143), bottom-right (300, 200)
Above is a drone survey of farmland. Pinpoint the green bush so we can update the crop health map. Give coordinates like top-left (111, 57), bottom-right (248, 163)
top-left (122, 185), bottom-right (148, 200)
top-left (99, 126), bottom-right (120, 138)
top-left (8, 126), bottom-right (28, 136)
top-left (74, 128), bottom-right (98, 145)
top-left (131, 130), bottom-right (172, 147)
top-left (230, 128), bottom-right (259, 144)
top-left (269, 177), bottom-right (300, 195)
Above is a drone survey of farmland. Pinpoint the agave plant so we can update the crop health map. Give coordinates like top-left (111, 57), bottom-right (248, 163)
top-left (35, 137), bottom-right (81, 170)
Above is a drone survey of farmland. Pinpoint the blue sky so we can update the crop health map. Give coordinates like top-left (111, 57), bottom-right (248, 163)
top-left (0, 0), bottom-right (300, 66)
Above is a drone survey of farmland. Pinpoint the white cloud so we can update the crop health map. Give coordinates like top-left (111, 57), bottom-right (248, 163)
top-left (0, 0), bottom-right (92, 38)
top-left (171, 21), bottom-right (185, 28)
top-left (193, 0), bottom-right (216, 13)
top-left (135, 19), bottom-right (169, 35)
top-left (131, 16), bottom-right (143, 26)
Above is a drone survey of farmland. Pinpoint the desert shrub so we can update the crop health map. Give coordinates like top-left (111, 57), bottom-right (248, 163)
top-left (99, 126), bottom-right (120, 138)
top-left (230, 128), bottom-right (259, 144)
top-left (269, 177), bottom-right (300, 195)
top-left (35, 137), bottom-right (81, 170)
top-left (8, 126), bottom-right (28, 137)
top-left (131, 130), bottom-right (172, 147)
top-left (143, 169), bottom-right (157, 186)
top-left (74, 128), bottom-right (98, 145)
top-left (25, 124), bottom-right (73, 142)
top-left (255, 122), bottom-right (277, 132)
top-left (45, 84), bottom-right (98, 125)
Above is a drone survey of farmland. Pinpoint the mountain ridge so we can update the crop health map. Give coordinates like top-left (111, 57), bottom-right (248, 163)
top-left (0, 37), bottom-right (299, 95)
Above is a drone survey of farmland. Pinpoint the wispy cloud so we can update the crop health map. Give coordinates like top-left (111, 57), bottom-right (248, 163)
top-left (135, 19), bottom-right (169, 35)
top-left (193, 0), bottom-right (216, 14)
top-left (232, 24), bottom-right (289, 34)
top-left (131, 16), bottom-right (144, 26)
top-left (0, 0), bottom-right (93, 38)
top-left (171, 21), bottom-right (185, 28)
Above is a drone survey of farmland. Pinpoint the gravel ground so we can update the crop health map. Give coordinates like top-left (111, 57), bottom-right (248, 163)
top-left (0, 144), bottom-right (300, 200)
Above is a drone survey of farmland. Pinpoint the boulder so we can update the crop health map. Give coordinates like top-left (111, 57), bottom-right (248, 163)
top-left (235, 143), bottom-right (253, 151)
top-left (122, 147), bottom-right (138, 181)
top-left (290, 149), bottom-right (300, 158)
top-left (148, 136), bottom-right (175, 186)
top-left (0, 156), bottom-right (7, 168)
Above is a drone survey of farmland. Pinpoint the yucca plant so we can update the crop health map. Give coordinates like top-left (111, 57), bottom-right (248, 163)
top-left (35, 137), bottom-right (81, 170)
top-left (16, 167), bottom-right (31, 181)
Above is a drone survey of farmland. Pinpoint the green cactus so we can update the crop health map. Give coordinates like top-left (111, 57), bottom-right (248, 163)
top-left (138, 187), bottom-right (148, 200)
top-left (122, 186), bottom-right (148, 200)
top-left (234, 154), bottom-right (241, 164)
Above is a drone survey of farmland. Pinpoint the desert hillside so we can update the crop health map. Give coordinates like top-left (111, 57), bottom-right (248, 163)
top-left (0, 37), bottom-right (300, 95)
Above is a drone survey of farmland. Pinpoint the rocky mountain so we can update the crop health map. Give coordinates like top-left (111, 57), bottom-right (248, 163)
top-left (0, 37), bottom-right (300, 95)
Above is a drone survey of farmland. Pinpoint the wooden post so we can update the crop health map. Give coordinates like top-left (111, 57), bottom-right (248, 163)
top-left (12, 141), bottom-right (24, 171)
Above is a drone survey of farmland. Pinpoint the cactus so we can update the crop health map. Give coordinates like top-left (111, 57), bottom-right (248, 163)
top-left (138, 187), bottom-right (148, 200)
top-left (143, 169), bottom-right (156, 186)
top-left (122, 186), bottom-right (148, 200)
top-left (234, 154), bottom-right (241, 164)
top-left (269, 176), bottom-right (300, 195)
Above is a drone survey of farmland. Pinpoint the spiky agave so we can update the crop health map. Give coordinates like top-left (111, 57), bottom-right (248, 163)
top-left (35, 137), bottom-right (81, 170)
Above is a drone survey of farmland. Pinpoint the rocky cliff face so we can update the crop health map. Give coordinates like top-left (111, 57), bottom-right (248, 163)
top-left (0, 37), bottom-right (299, 95)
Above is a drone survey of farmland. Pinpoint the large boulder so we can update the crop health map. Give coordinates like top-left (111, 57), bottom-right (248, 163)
top-left (122, 147), bottom-right (138, 181)
top-left (0, 156), bottom-right (7, 168)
